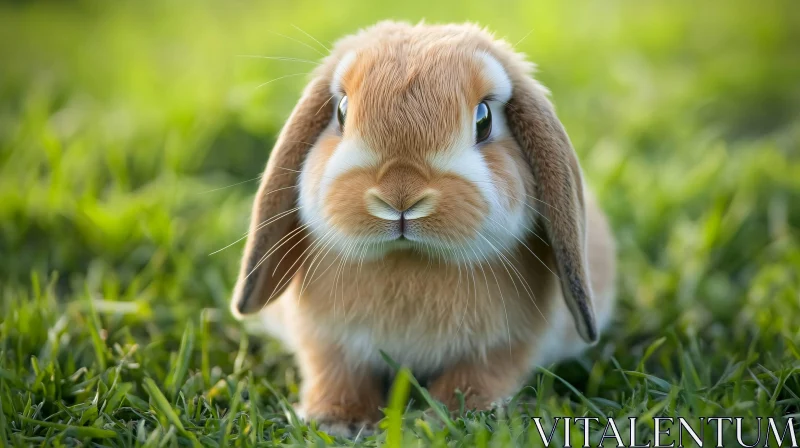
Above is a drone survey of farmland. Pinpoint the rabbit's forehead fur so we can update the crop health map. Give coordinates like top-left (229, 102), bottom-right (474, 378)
top-left (329, 38), bottom-right (512, 156)
top-left (298, 22), bottom-right (536, 261)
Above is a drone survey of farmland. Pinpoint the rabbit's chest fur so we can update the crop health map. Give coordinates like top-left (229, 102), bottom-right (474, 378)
top-left (291, 248), bottom-right (559, 373)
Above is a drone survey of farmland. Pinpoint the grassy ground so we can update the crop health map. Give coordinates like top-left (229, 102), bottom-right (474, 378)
top-left (1, 0), bottom-right (799, 446)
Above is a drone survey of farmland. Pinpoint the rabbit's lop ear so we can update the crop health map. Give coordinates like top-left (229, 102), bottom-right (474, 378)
top-left (506, 77), bottom-right (598, 344)
top-left (231, 75), bottom-right (333, 316)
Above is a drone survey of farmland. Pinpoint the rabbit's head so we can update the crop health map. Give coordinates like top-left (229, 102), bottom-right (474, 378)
top-left (231, 22), bottom-right (599, 343)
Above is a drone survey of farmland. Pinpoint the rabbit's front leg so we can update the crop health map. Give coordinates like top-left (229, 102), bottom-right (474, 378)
top-left (295, 342), bottom-right (384, 437)
top-left (427, 342), bottom-right (532, 411)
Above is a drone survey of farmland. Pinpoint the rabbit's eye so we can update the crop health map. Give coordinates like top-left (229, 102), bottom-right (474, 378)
top-left (475, 101), bottom-right (492, 143)
top-left (337, 95), bottom-right (348, 130)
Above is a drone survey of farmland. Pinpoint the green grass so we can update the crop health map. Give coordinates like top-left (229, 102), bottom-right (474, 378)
top-left (1, 0), bottom-right (799, 445)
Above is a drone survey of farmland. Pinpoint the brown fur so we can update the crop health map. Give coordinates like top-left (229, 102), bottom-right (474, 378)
top-left (295, 342), bottom-right (384, 434)
top-left (427, 341), bottom-right (532, 410)
top-left (230, 75), bottom-right (334, 315)
top-left (230, 21), bottom-right (616, 436)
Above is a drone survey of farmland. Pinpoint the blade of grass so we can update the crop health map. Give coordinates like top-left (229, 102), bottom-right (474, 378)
top-left (380, 350), bottom-right (462, 438)
top-left (537, 366), bottom-right (606, 417)
top-left (247, 373), bottom-right (262, 443)
top-left (200, 309), bottom-right (211, 389)
top-left (0, 387), bottom-right (8, 442)
top-left (83, 290), bottom-right (107, 372)
top-left (386, 367), bottom-right (412, 447)
top-left (637, 337), bottom-right (666, 371)
top-left (142, 377), bottom-right (199, 447)
top-left (19, 416), bottom-right (117, 439)
top-left (165, 322), bottom-right (194, 399)
top-left (220, 379), bottom-right (244, 446)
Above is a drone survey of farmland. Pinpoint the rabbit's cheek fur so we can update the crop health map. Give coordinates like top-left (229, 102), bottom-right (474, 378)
top-left (432, 137), bottom-right (533, 253)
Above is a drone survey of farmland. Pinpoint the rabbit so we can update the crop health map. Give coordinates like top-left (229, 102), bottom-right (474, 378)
top-left (230, 21), bottom-right (616, 437)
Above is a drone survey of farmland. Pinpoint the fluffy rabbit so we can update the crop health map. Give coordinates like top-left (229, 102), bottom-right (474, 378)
top-left (230, 21), bottom-right (615, 436)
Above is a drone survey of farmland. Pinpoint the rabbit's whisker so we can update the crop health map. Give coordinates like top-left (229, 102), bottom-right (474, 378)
top-left (478, 232), bottom-right (521, 301)
top-left (241, 208), bottom-right (306, 281)
top-left (251, 206), bottom-right (302, 235)
top-left (316, 231), bottom-right (355, 298)
top-left (332, 234), bottom-right (362, 320)
top-left (265, 226), bottom-right (335, 305)
top-left (462, 245), bottom-right (479, 327)
top-left (467, 244), bottom-right (493, 318)
top-left (495, 248), bottom-right (538, 315)
top-left (210, 201), bottom-right (300, 255)
top-left (271, 27), bottom-right (354, 98)
top-left (254, 72), bottom-right (312, 91)
top-left (464, 177), bottom-right (552, 224)
top-left (266, 26), bottom-right (346, 77)
top-left (336, 236), bottom-right (362, 321)
top-left (513, 29), bottom-right (534, 48)
top-left (244, 221), bottom-right (315, 297)
top-left (328, 236), bottom-right (350, 320)
top-left (293, 228), bottom-right (336, 285)
top-left (462, 177), bottom-right (551, 212)
top-left (263, 219), bottom-right (319, 275)
top-left (236, 186), bottom-right (303, 238)
top-left (268, 30), bottom-right (328, 58)
top-left (200, 174), bottom-right (262, 194)
top-left (236, 55), bottom-right (323, 66)
top-left (291, 24), bottom-right (332, 53)
top-left (450, 238), bottom-right (471, 338)
top-left (285, 140), bottom-right (317, 147)
top-left (483, 212), bottom-right (557, 279)
top-left (482, 228), bottom-right (547, 323)
top-left (299, 229), bottom-right (342, 298)
top-left (352, 238), bottom-right (371, 323)
top-left (274, 166), bottom-right (340, 183)
top-left (348, 237), bottom-right (372, 326)
top-left (522, 194), bottom-right (563, 214)
top-left (300, 232), bottom-right (337, 294)
top-left (475, 232), bottom-right (513, 358)
top-left (316, 94), bottom-right (335, 117)
top-left (268, 219), bottom-right (320, 276)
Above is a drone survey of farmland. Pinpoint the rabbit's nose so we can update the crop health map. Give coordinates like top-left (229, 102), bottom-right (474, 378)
top-left (365, 189), bottom-right (438, 221)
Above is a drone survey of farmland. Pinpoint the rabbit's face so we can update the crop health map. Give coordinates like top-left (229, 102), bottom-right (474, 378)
top-left (299, 40), bottom-right (535, 262)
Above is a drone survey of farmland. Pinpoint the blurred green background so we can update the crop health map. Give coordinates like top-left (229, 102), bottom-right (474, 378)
top-left (1, 0), bottom-right (799, 445)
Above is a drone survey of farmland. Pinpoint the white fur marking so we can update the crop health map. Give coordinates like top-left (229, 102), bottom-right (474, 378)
top-left (426, 62), bottom-right (527, 262)
top-left (365, 188), bottom-right (402, 220)
top-left (331, 51), bottom-right (357, 95)
top-left (320, 139), bottom-right (378, 193)
top-left (403, 194), bottom-right (436, 219)
top-left (477, 52), bottom-right (513, 102)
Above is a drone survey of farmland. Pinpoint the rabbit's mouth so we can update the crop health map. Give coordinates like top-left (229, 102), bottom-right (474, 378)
top-left (326, 230), bottom-right (493, 264)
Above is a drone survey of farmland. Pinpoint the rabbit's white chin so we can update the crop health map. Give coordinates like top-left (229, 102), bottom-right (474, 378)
top-left (305, 227), bottom-right (523, 266)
